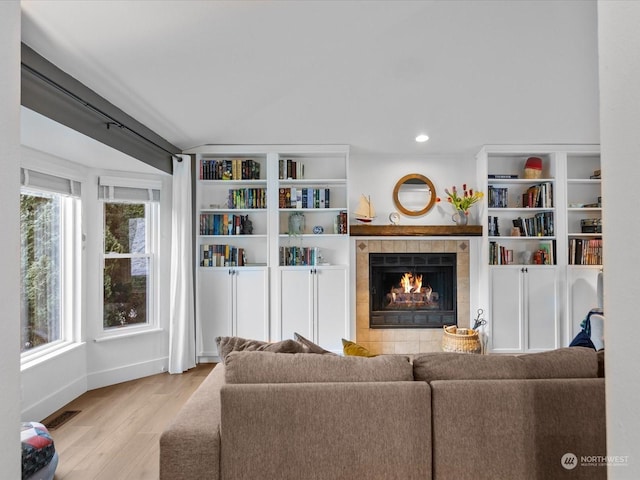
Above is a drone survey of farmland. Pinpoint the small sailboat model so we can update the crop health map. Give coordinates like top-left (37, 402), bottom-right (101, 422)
top-left (354, 194), bottom-right (376, 223)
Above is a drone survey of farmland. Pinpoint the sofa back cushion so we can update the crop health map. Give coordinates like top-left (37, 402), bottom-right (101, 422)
top-left (518, 346), bottom-right (598, 379)
top-left (225, 351), bottom-right (413, 383)
top-left (215, 336), bottom-right (306, 363)
top-left (413, 347), bottom-right (597, 382)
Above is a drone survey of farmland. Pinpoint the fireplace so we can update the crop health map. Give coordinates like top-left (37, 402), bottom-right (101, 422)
top-left (369, 253), bottom-right (456, 328)
top-left (354, 239), bottom-right (470, 355)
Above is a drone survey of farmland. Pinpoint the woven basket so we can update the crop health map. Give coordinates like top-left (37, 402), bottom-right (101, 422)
top-left (442, 325), bottom-right (482, 354)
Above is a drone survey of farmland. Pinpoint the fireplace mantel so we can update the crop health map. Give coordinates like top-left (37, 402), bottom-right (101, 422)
top-left (349, 225), bottom-right (482, 237)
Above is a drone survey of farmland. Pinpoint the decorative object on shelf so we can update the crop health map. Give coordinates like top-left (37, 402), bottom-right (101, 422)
top-left (242, 215), bottom-right (253, 234)
top-left (452, 211), bottom-right (468, 226)
top-left (312, 225), bottom-right (324, 234)
top-left (581, 218), bottom-right (602, 233)
top-left (472, 308), bottom-right (487, 330)
top-left (437, 184), bottom-right (484, 224)
top-left (288, 211), bottom-right (305, 235)
top-left (389, 211), bottom-right (400, 225)
top-left (523, 157), bottom-right (543, 179)
top-left (354, 194), bottom-right (376, 223)
top-left (392, 174), bottom-right (436, 216)
top-left (441, 325), bottom-right (482, 354)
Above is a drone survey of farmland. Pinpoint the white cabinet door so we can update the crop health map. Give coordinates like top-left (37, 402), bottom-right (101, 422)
top-left (490, 266), bottom-right (559, 353)
top-left (280, 268), bottom-right (314, 341)
top-left (234, 267), bottom-right (269, 341)
top-left (197, 269), bottom-right (232, 358)
top-left (490, 267), bottom-right (523, 352)
top-left (525, 267), bottom-right (559, 351)
top-left (315, 266), bottom-right (348, 353)
top-left (279, 266), bottom-right (348, 352)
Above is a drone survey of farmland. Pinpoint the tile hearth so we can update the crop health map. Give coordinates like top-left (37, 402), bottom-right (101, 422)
top-left (355, 239), bottom-right (470, 355)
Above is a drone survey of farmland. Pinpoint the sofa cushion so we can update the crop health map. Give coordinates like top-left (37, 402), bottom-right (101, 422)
top-left (293, 332), bottom-right (336, 355)
top-left (215, 336), bottom-right (306, 364)
top-left (413, 347), bottom-right (598, 382)
top-left (225, 351), bottom-right (413, 383)
top-left (342, 338), bottom-right (375, 357)
top-left (518, 346), bottom-right (598, 379)
top-left (413, 352), bottom-right (527, 382)
top-left (597, 349), bottom-right (605, 377)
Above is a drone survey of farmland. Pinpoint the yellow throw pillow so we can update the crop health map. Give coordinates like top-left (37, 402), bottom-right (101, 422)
top-left (342, 338), bottom-right (375, 357)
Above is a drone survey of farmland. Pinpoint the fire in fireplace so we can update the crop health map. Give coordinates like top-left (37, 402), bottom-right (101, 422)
top-left (369, 253), bottom-right (456, 328)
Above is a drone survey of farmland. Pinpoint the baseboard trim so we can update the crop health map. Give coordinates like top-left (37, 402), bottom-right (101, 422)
top-left (21, 374), bottom-right (87, 423)
top-left (86, 356), bottom-right (169, 390)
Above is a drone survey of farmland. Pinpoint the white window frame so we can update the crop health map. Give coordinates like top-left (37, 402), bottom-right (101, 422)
top-left (97, 176), bottom-right (161, 341)
top-left (20, 186), bottom-right (82, 367)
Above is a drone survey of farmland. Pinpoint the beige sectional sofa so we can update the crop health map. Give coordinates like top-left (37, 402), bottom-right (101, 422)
top-left (160, 347), bottom-right (606, 480)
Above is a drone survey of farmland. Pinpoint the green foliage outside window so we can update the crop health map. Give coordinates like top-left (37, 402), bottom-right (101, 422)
top-left (20, 193), bottom-right (61, 352)
top-left (103, 203), bottom-right (148, 328)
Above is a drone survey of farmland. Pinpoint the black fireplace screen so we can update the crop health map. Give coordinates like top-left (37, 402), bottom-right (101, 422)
top-left (369, 253), bottom-right (456, 328)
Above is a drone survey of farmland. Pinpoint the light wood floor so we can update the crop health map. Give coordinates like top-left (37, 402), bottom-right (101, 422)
top-left (42, 363), bottom-right (215, 480)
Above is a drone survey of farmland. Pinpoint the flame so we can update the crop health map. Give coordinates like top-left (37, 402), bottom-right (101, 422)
top-left (400, 273), bottom-right (422, 293)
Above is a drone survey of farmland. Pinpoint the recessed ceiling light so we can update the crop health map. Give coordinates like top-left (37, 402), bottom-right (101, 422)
top-left (415, 134), bottom-right (429, 143)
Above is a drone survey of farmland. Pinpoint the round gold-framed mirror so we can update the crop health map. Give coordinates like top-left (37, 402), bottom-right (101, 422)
top-left (393, 174), bottom-right (436, 216)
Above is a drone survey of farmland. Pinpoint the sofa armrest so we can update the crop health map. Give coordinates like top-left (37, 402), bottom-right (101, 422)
top-left (159, 364), bottom-right (225, 480)
top-left (220, 381), bottom-right (432, 480)
top-left (431, 378), bottom-right (606, 480)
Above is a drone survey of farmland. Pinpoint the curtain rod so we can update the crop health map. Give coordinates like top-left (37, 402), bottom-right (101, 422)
top-left (21, 62), bottom-right (180, 159)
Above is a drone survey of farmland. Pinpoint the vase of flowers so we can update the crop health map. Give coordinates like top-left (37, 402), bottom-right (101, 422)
top-left (437, 184), bottom-right (484, 225)
top-left (452, 210), bottom-right (468, 225)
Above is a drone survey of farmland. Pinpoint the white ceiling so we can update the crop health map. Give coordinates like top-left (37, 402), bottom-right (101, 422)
top-left (20, 0), bottom-right (600, 162)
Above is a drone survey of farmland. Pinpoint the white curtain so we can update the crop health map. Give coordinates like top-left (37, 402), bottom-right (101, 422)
top-left (168, 155), bottom-right (196, 373)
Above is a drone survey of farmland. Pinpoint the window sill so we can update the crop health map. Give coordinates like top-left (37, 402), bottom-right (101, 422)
top-left (94, 327), bottom-right (164, 343)
top-left (21, 341), bottom-right (86, 372)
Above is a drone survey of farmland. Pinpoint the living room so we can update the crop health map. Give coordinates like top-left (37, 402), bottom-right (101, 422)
top-left (1, 1), bottom-right (639, 479)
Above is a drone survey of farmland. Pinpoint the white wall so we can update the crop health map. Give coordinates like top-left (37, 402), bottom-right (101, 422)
top-left (349, 153), bottom-right (481, 225)
top-left (0, 1), bottom-right (22, 477)
top-left (598, 1), bottom-right (640, 477)
top-left (84, 169), bottom-right (172, 390)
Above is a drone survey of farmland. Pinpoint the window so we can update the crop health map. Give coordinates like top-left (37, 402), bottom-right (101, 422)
top-left (20, 168), bottom-right (81, 357)
top-left (100, 176), bottom-right (160, 332)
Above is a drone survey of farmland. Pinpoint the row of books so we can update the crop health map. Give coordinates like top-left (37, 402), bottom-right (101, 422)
top-left (200, 244), bottom-right (246, 267)
top-left (200, 213), bottom-right (252, 236)
top-left (335, 211), bottom-right (349, 235)
top-left (489, 241), bottom-right (556, 265)
top-left (279, 159), bottom-right (304, 180)
top-left (280, 246), bottom-right (321, 266)
top-left (522, 182), bottom-right (553, 208)
top-left (200, 159), bottom-right (261, 180)
top-left (487, 216), bottom-right (501, 236)
top-left (489, 242), bottom-right (514, 265)
top-left (488, 186), bottom-right (508, 208)
top-left (569, 238), bottom-right (603, 265)
top-left (226, 188), bottom-right (266, 209)
top-left (279, 187), bottom-right (330, 209)
top-left (512, 212), bottom-right (554, 237)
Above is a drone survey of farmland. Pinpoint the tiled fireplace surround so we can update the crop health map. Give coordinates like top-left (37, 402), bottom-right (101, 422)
top-left (355, 239), bottom-right (470, 355)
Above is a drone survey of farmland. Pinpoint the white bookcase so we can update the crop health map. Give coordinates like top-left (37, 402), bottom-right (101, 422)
top-left (477, 145), bottom-right (601, 353)
top-left (187, 145), bottom-right (350, 360)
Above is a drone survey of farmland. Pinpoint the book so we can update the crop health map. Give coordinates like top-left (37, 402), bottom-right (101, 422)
top-left (488, 174), bottom-right (519, 179)
top-left (539, 240), bottom-right (555, 265)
